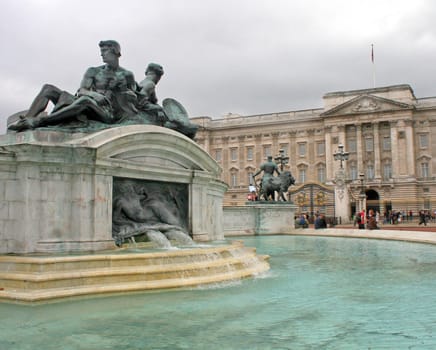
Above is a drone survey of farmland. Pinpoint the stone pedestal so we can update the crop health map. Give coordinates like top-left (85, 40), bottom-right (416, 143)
top-left (334, 169), bottom-right (351, 224)
top-left (223, 202), bottom-right (297, 236)
top-left (0, 125), bottom-right (227, 254)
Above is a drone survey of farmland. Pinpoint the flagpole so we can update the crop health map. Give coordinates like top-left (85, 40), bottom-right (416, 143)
top-left (371, 44), bottom-right (376, 88)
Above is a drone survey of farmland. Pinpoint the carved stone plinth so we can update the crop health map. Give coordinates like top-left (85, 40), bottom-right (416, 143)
top-left (334, 169), bottom-right (351, 223)
top-left (223, 202), bottom-right (297, 236)
top-left (0, 125), bottom-right (227, 253)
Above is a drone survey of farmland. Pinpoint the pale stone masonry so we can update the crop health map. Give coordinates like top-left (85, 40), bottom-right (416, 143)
top-left (0, 125), bottom-right (227, 254)
top-left (192, 84), bottom-right (436, 218)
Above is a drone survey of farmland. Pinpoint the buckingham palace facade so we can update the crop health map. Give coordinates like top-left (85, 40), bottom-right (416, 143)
top-left (191, 84), bottom-right (436, 219)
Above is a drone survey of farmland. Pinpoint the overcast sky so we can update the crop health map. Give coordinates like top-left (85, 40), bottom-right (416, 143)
top-left (2, 0), bottom-right (436, 131)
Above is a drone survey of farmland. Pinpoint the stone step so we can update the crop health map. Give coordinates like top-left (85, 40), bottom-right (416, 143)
top-left (0, 253), bottom-right (264, 290)
top-left (0, 242), bottom-right (253, 273)
top-left (0, 262), bottom-right (270, 303)
top-left (0, 242), bottom-right (270, 303)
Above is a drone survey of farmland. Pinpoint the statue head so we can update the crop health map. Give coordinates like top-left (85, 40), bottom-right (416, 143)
top-left (99, 40), bottom-right (121, 57)
top-left (145, 63), bottom-right (164, 78)
top-left (267, 155), bottom-right (273, 162)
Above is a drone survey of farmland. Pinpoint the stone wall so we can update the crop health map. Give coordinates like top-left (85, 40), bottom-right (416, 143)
top-left (223, 203), bottom-right (297, 236)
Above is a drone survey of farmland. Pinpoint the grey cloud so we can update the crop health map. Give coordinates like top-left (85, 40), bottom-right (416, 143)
top-left (1, 0), bottom-right (436, 131)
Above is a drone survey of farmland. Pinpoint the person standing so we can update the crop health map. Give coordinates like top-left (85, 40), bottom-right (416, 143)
top-left (314, 214), bottom-right (328, 229)
top-left (367, 209), bottom-right (379, 230)
top-left (419, 210), bottom-right (427, 226)
top-left (357, 209), bottom-right (366, 229)
top-left (375, 210), bottom-right (380, 226)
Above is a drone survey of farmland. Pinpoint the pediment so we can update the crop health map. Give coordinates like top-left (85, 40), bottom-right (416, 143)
top-left (321, 94), bottom-right (414, 117)
top-left (417, 154), bottom-right (432, 161)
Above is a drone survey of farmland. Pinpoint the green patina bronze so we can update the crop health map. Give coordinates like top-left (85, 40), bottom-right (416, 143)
top-left (253, 155), bottom-right (295, 201)
top-left (7, 40), bottom-right (198, 139)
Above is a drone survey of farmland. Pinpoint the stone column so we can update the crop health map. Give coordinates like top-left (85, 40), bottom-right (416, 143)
top-left (271, 132), bottom-right (279, 156)
top-left (404, 119), bottom-right (415, 176)
top-left (254, 134), bottom-right (262, 166)
top-left (203, 130), bottom-right (211, 153)
top-left (307, 129), bottom-right (315, 163)
top-left (338, 126), bottom-right (346, 145)
top-left (390, 122), bottom-right (400, 178)
top-left (289, 131), bottom-right (297, 175)
top-left (356, 124), bottom-right (363, 174)
top-left (238, 135), bottom-right (246, 186)
top-left (324, 127), bottom-right (333, 181)
top-left (222, 136), bottom-right (229, 184)
top-left (373, 122), bottom-right (381, 179)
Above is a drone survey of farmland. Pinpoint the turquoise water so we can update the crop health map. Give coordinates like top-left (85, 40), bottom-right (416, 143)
top-left (1, 235), bottom-right (436, 349)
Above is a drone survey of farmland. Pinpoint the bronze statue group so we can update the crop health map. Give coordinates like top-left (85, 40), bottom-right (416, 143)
top-left (8, 40), bottom-right (198, 139)
top-left (253, 155), bottom-right (295, 201)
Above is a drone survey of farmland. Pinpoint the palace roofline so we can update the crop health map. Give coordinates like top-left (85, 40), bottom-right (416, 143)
top-left (323, 84), bottom-right (416, 99)
top-left (191, 84), bottom-right (435, 124)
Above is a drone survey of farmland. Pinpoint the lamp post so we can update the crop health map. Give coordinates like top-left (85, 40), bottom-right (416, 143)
top-left (274, 149), bottom-right (289, 171)
top-left (333, 144), bottom-right (349, 169)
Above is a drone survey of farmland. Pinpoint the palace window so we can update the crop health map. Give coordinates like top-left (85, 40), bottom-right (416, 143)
top-left (365, 137), bottom-right (373, 152)
top-left (215, 149), bottom-right (222, 162)
top-left (316, 142), bottom-right (325, 156)
top-left (366, 165), bottom-right (375, 180)
top-left (383, 163), bottom-right (392, 179)
top-left (230, 173), bottom-right (238, 187)
top-left (383, 137), bottom-right (391, 151)
top-left (246, 147), bottom-right (254, 161)
top-left (421, 162), bottom-right (429, 178)
top-left (419, 134), bottom-right (429, 149)
top-left (298, 143), bottom-right (306, 157)
top-left (263, 145), bottom-right (272, 158)
top-left (298, 168), bottom-right (306, 183)
top-left (347, 139), bottom-right (356, 153)
top-left (230, 148), bottom-right (238, 161)
top-left (317, 165), bottom-right (326, 183)
top-left (248, 172), bottom-right (254, 185)
top-left (350, 165), bottom-right (358, 180)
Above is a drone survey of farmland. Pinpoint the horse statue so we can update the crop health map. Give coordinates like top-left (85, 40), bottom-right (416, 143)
top-left (258, 171), bottom-right (295, 201)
